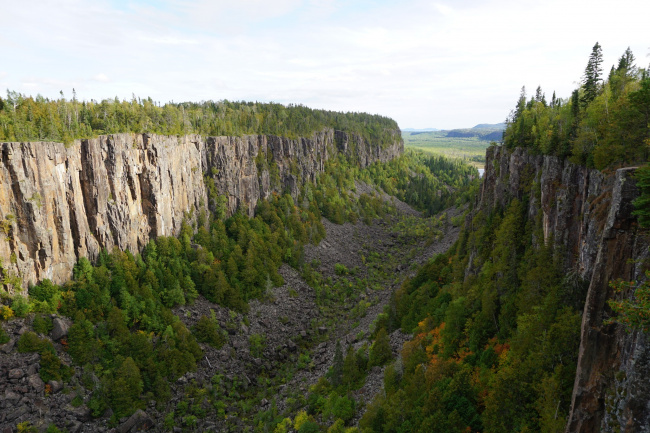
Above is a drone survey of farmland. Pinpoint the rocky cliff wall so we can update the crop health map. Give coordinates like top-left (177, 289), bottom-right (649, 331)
top-left (0, 129), bottom-right (402, 291)
top-left (479, 146), bottom-right (649, 432)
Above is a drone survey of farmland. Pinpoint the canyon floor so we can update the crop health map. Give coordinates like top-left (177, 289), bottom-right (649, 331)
top-left (0, 193), bottom-right (462, 433)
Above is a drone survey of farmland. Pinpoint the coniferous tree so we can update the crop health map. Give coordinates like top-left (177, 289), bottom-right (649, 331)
top-left (617, 46), bottom-right (637, 76)
top-left (581, 42), bottom-right (603, 106)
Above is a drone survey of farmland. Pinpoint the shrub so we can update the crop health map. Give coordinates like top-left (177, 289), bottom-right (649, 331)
top-left (633, 166), bottom-right (650, 228)
top-left (0, 305), bottom-right (14, 320)
top-left (191, 315), bottom-right (225, 348)
top-left (39, 350), bottom-right (72, 382)
top-left (299, 421), bottom-right (320, 433)
top-left (17, 331), bottom-right (50, 353)
top-left (11, 296), bottom-right (31, 317)
top-left (334, 263), bottom-right (349, 276)
top-left (249, 333), bottom-right (266, 358)
top-left (29, 279), bottom-right (59, 303)
top-left (33, 314), bottom-right (53, 335)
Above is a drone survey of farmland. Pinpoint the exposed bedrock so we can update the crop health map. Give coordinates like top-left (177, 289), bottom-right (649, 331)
top-left (479, 146), bottom-right (649, 432)
top-left (0, 129), bottom-right (402, 289)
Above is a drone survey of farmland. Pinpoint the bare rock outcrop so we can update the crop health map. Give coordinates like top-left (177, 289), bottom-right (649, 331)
top-left (0, 129), bottom-right (402, 291)
top-left (479, 146), bottom-right (650, 432)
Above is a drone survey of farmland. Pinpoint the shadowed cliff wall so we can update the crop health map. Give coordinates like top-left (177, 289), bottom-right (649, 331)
top-left (479, 145), bottom-right (649, 432)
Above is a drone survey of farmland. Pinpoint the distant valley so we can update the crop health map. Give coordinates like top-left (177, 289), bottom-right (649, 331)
top-left (402, 123), bottom-right (505, 168)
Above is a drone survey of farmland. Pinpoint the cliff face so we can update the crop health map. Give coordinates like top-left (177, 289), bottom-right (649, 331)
top-left (0, 129), bottom-right (402, 291)
top-left (479, 146), bottom-right (649, 432)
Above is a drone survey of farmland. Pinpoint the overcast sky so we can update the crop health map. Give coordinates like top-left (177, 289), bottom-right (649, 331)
top-left (1, 0), bottom-right (648, 129)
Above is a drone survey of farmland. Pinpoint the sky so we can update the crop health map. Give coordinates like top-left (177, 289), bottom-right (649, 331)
top-left (1, 0), bottom-right (648, 130)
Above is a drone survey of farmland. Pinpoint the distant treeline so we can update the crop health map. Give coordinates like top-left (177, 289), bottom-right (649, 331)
top-left (0, 92), bottom-right (399, 147)
top-left (445, 129), bottom-right (503, 141)
top-left (504, 44), bottom-right (650, 169)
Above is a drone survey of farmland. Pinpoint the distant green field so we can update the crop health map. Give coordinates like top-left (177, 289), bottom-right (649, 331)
top-left (402, 131), bottom-right (496, 169)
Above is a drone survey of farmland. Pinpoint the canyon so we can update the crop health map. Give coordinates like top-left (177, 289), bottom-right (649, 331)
top-left (0, 129), bottom-right (402, 291)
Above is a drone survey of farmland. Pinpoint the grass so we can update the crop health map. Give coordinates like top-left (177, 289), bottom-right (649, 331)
top-left (402, 131), bottom-right (492, 168)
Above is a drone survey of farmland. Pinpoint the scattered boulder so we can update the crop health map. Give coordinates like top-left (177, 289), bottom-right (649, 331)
top-left (66, 420), bottom-right (83, 433)
top-left (27, 374), bottom-right (44, 392)
top-left (117, 409), bottom-right (154, 433)
top-left (68, 404), bottom-right (91, 422)
top-left (1, 339), bottom-right (15, 353)
top-left (8, 368), bottom-right (24, 380)
top-left (51, 317), bottom-right (71, 341)
top-left (47, 380), bottom-right (63, 394)
top-left (4, 390), bottom-right (21, 404)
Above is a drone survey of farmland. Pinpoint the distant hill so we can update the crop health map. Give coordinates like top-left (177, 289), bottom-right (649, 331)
top-left (401, 122), bottom-right (505, 167)
top-left (445, 124), bottom-right (504, 141)
top-left (402, 128), bottom-right (439, 132)
top-left (472, 123), bottom-right (505, 130)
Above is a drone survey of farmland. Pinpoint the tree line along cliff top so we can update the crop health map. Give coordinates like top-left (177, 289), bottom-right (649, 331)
top-left (0, 94), bottom-right (400, 148)
top-left (503, 44), bottom-right (650, 170)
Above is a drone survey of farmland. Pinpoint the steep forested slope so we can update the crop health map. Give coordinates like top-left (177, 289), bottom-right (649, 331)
top-left (358, 45), bottom-right (650, 433)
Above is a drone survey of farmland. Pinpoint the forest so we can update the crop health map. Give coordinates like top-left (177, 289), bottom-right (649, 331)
top-left (2, 43), bottom-right (650, 433)
top-left (0, 92), bottom-right (399, 147)
top-left (503, 44), bottom-right (649, 169)
top-left (0, 137), bottom-right (478, 431)
top-left (355, 44), bottom-right (650, 433)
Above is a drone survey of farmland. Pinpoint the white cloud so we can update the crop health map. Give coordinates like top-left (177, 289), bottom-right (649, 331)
top-left (2, 0), bottom-right (649, 128)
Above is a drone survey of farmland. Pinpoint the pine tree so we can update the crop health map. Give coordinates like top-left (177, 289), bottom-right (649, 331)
top-left (581, 42), bottom-right (603, 106)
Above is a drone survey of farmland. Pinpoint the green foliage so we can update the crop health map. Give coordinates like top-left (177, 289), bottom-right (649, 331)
top-left (362, 190), bottom-right (586, 433)
top-left (334, 263), bottom-right (349, 276)
top-left (33, 314), bottom-right (53, 334)
top-left (249, 333), bottom-right (266, 358)
top-left (633, 166), bottom-right (650, 228)
top-left (368, 327), bottom-right (392, 367)
top-left (16, 422), bottom-right (37, 433)
top-left (606, 271), bottom-right (650, 331)
top-left (323, 393), bottom-right (355, 422)
top-left (0, 91), bottom-right (399, 148)
top-left (192, 314), bottom-right (225, 348)
top-left (11, 296), bottom-right (31, 317)
top-left (39, 350), bottom-right (72, 382)
top-left (503, 45), bottom-right (649, 168)
top-left (16, 330), bottom-right (71, 382)
top-left (0, 326), bottom-right (9, 345)
top-left (107, 356), bottom-right (144, 419)
top-left (581, 42), bottom-right (604, 106)
top-left (17, 331), bottom-right (51, 353)
top-left (360, 150), bottom-right (479, 216)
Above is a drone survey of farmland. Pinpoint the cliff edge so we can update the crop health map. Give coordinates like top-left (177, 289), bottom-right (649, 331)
top-left (0, 129), bottom-right (402, 291)
top-left (480, 145), bottom-right (649, 432)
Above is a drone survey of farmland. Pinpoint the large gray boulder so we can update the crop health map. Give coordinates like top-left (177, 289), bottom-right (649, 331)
top-left (51, 317), bottom-right (71, 341)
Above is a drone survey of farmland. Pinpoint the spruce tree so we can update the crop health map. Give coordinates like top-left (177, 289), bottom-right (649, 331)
top-left (581, 42), bottom-right (603, 106)
top-left (617, 46), bottom-right (636, 76)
